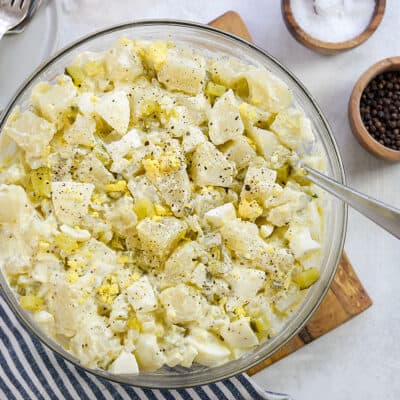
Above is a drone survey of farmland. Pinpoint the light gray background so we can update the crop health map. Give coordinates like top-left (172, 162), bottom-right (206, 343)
top-left (5, 1), bottom-right (400, 399)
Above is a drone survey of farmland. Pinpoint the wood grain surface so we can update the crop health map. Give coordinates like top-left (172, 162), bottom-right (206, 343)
top-left (281, 0), bottom-right (386, 55)
top-left (208, 12), bottom-right (373, 375)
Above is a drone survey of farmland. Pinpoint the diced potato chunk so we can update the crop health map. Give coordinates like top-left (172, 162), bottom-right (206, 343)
top-left (106, 128), bottom-right (142, 162)
top-left (191, 142), bottom-right (236, 187)
top-left (143, 141), bottom-right (191, 217)
top-left (141, 40), bottom-right (168, 71)
top-left (31, 75), bottom-right (77, 128)
top-left (220, 219), bottom-right (268, 260)
top-left (127, 276), bottom-right (157, 312)
top-left (226, 267), bottom-right (266, 306)
top-left (74, 153), bottom-right (114, 191)
top-left (64, 114), bottom-right (96, 147)
top-left (106, 196), bottom-right (137, 237)
top-left (5, 110), bottom-right (56, 168)
top-left (0, 184), bottom-right (32, 225)
top-left (209, 59), bottom-right (248, 88)
top-left (157, 48), bottom-right (206, 95)
top-left (47, 278), bottom-right (82, 337)
top-left (266, 185), bottom-right (308, 227)
top-left (221, 318), bottom-right (259, 348)
top-left (182, 126), bottom-right (206, 153)
top-left (159, 284), bottom-right (203, 324)
top-left (270, 108), bottom-right (314, 150)
top-left (241, 160), bottom-right (277, 203)
top-left (208, 90), bottom-right (244, 145)
top-left (245, 68), bottom-right (292, 113)
top-left (222, 136), bottom-right (257, 170)
top-left (128, 176), bottom-right (161, 204)
top-left (136, 217), bottom-right (187, 258)
top-left (105, 41), bottom-right (143, 83)
top-left (247, 126), bottom-right (281, 159)
top-left (96, 90), bottom-right (130, 135)
top-left (163, 241), bottom-right (205, 286)
top-left (239, 102), bottom-right (271, 129)
top-left (52, 182), bottom-right (94, 225)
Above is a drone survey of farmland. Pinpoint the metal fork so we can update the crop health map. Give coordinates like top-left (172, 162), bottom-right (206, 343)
top-left (0, 0), bottom-right (31, 40)
top-left (6, 0), bottom-right (39, 34)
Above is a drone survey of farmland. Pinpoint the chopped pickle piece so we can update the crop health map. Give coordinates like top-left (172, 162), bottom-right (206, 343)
top-left (154, 204), bottom-right (173, 216)
top-left (20, 295), bottom-right (44, 312)
top-left (206, 81), bottom-right (227, 97)
top-left (30, 167), bottom-right (51, 197)
top-left (293, 268), bottom-right (320, 289)
top-left (105, 180), bottom-right (128, 193)
top-left (127, 317), bottom-right (141, 331)
top-left (251, 314), bottom-right (270, 334)
top-left (93, 144), bottom-right (112, 167)
top-left (54, 233), bottom-right (80, 254)
top-left (110, 235), bottom-right (126, 250)
top-left (133, 197), bottom-right (155, 220)
top-left (65, 65), bottom-right (85, 86)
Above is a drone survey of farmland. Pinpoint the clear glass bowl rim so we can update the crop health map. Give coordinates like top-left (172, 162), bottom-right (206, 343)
top-left (0, 19), bottom-right (347, 389)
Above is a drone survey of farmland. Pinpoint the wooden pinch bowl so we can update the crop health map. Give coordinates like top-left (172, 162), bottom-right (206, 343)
top-left (281, 0), bottom-right (386, 55)
top-left (349, 57), bottom-right (400, 162)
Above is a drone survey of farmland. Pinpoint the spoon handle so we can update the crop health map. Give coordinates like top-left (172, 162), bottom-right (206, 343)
top-left (304, 166), bottom-right (400, 239)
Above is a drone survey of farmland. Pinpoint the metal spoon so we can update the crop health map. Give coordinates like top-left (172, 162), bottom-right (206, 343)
top-left (303, 165), bottom-right (400, 239)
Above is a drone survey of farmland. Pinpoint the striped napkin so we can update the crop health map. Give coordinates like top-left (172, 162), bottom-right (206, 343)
top-left (0, 295), bottom-right (292, 400)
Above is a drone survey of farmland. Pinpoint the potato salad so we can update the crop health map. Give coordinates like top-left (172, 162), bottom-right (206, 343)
top-left (0, 39), bottom-right (325, 374)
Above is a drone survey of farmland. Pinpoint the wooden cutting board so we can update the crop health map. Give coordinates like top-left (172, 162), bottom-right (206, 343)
top-left (209, 11), bottom-right (372, 376)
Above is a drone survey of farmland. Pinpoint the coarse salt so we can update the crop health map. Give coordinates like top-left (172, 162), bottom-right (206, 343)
top-left (290, 0), bottom-right (376, 43)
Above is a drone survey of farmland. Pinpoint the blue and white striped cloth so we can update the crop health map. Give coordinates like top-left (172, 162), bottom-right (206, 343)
top-left (0, 295), bottom-right (292, 400)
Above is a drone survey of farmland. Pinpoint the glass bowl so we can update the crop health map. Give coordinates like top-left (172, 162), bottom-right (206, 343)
top-left (0, 20), bottom-right (347, 389)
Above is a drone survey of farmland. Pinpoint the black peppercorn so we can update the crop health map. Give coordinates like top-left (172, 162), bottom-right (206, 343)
top-left (360, 71), bottom-right (400, 151)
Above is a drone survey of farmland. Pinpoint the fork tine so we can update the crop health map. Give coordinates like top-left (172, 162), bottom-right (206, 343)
top-left (14, 0), bottom-right (26, 10)
top-left (19, 0), bottom-right (30, 11)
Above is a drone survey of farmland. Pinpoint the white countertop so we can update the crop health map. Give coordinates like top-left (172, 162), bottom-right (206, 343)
top-left (6, 1), bottom-right (400, 398)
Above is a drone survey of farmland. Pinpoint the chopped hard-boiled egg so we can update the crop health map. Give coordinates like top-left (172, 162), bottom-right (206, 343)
top-left (187, 327), bottom-right (230, 367)
top-left (60, 225), bottom-right (91, 241)
top-left (109, 351), bottom-right (139, 375)
top-left (204, 203), bottom-right (236, 227)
